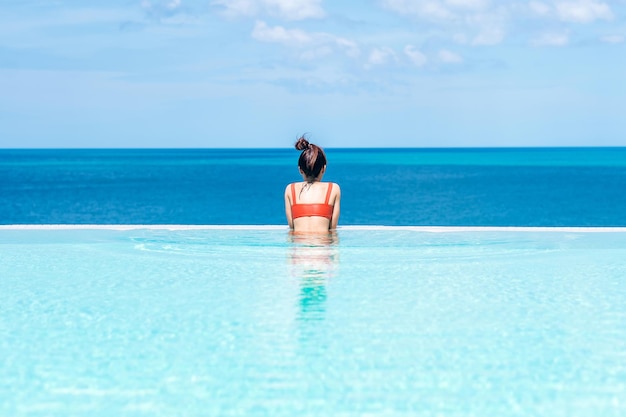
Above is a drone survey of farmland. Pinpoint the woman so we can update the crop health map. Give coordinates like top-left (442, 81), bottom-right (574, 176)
top-left (285, 136), bottom-right (341, 232)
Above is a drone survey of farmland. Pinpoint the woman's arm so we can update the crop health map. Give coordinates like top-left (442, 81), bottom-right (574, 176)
top-left (284, 184), bottom-right (294, 229)
top-left (330, 183), bottom-right (341, 230)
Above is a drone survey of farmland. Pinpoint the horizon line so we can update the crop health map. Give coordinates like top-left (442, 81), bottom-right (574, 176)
top-left (2, 145), bottom-right (626, 151)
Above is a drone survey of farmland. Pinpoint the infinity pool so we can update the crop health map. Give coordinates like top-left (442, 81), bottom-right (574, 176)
top-left (1, 226), bottom-right (625, 416)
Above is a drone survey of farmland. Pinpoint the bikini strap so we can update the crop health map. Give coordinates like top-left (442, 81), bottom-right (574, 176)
top-left (324, 183), bottom-right (333, 204)
top-left (292, 182), bottom-right (332, 204)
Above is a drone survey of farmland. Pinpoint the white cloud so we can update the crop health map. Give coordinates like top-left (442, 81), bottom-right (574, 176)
top-left (383, 0), bottom-right (509, 45)
top-left (466, 9), bottom-right (508, 45)
top-left (528, 1), bottom-right (551, 17)
top-left (531, 31), bottom-right (569, 46)
top-left (252, 21), bottom-right (360, 59)
top-left (438, 49), bottom-right (463, 63)
top-left (472, 26), bottom-right (505, 45)
top-left (212, 0), bottom-right (324, 20)
top-left (382, 0), bottom-right (494, 20)
top-left (252, 20), bottom-right (313, 45)
top-left (382, 0), bottom-right (620, 51)
top-left (554, 0), bottom-right (613, 23)
top-left (227, 0), bottom-right (621, 77)
top-left (167, 0), bottom-right (182, 9)
top-left (600, 34), bottom-right (624, 44)
top-left (382, 0), bottom-right (454, 20)
top-left (264, 0), bottom-right (325, 20)
top-left (446, 0), bottom-right (490, 10)
top-left (298, 46), bottom-right (334, 60)
top-left (404, 45), bottom-right (428, 66)
top-left (334, 37), bottom-right (361, 59)
top-left (368, 47), bottom-right (398, 66)
top-left (212, 0), bottom-right (257, 17)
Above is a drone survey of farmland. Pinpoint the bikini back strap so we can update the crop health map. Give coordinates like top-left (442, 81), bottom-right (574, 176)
top-left (291, 183), bottom-right (297, 204)
top-left (324, 183), bottom-right (333, 204)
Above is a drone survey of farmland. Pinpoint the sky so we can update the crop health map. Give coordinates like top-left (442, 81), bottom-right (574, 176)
top-left (1, 0), bottom-right (625, 148)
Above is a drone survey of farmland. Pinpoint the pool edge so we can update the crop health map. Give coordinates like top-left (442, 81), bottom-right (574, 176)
top-left (2, 225), bottom-right (626, 233)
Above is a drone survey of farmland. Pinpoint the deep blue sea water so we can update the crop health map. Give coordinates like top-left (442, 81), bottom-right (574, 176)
top-left (1, 148), bottom-right (626, 226)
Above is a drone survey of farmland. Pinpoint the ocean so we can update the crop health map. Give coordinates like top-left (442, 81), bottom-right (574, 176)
top-left (1, 147), bottom-right (626, 226)
top-left (3, 149), bottom-right (626, 416)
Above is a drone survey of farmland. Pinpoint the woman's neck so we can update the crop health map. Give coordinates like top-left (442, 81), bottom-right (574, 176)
top-left (304, 175), bottom-right (322, 183)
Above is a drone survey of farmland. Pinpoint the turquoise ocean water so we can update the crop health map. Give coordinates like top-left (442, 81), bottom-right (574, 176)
top-left (1, 227), bottom-right (625, 416)
top-left (2, 147), bottom-right (626, 416)
top-left (2, 147), bottom-right (626, 226)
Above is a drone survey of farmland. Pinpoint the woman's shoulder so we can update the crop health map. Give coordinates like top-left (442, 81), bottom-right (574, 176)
top-left (326, 182), bottom-right (341, 197)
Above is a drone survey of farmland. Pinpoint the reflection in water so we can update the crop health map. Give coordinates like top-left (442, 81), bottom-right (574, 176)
top-left (287, 232), bottom-right (339, 322)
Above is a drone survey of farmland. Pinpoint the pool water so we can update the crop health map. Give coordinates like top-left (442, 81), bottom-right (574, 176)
top-left (1, 227), bottom-right (625, 416)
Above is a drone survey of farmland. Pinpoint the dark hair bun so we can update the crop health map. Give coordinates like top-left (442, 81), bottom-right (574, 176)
top-left (295, 136), bottom-right (310, 151)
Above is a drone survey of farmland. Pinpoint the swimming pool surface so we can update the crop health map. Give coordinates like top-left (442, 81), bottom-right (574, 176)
top-left (1, 226), bottom-right (625, 416)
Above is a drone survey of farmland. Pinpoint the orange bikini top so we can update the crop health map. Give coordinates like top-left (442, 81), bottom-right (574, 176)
top-left (291, 183), bottom-right (334, 220)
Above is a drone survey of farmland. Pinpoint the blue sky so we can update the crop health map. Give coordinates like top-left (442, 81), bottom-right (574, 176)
top-left (1, 0), bottom-right (625, 148)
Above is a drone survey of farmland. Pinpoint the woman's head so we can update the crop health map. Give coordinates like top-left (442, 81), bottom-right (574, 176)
top-left (295, 135), bottom-right (327, 181)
